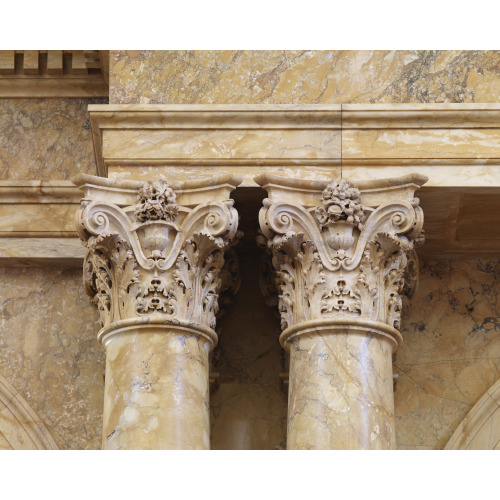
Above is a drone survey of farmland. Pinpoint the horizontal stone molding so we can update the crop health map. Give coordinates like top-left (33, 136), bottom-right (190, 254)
top-left (280, 318), bottom-right (403, 352)
top-left (0, 237), bottom-right (85, 267)
top-left (341, 103), bottom-right (500, 129)
top-left (0, 183), bottom-right (80, 250)
top-left (72, 172), bottom-right (243, 207)
top-left (89, 104), bottom-right (500, 184)
top-left (97, 317), bottom-right (218, 347)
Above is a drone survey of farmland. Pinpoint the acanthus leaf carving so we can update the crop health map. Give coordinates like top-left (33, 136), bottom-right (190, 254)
top-left (77, 177), bottom-right (239, 333)
top-left (259, 177), bottom-right (425, 335)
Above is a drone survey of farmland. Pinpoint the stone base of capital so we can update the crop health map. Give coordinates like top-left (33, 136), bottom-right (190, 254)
top-left (280, 318), bottom-right (402, 353)
top-left (97, 317), bottom-right (218, 348)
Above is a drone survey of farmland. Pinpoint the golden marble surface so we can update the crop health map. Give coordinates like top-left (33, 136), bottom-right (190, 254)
top-left (103, 328), bottom-right (211, 450)
top-left (110, 51), bottom-right (500, 105)
top-left (288, 331), bottom-right (395, 449)
top-left (395, 258), bottom-right (500, 449)
top-left (0, 266), bottom-right (104, 449)
top-left (210, 233), bottom-right (287, 450)
top-left (0, 98), bottom-right (104, 180)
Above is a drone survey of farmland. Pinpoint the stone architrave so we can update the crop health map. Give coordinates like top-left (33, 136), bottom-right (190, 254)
top-left (74, 173), bottom-right (241, 449)
top-left (257, 173), bottom-right (426, 449)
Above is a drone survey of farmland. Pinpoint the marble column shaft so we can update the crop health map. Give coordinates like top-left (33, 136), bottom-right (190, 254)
top-left (102, 323), bottom-right (212, 449)
top-left (258, 174), bottom-right (425, 449)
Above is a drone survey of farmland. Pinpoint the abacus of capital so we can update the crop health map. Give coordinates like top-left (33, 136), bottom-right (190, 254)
top-left (75, 169), bottom-right (425, 450)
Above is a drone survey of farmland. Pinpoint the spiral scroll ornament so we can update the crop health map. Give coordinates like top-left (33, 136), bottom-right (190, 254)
top-left (77, 178), bottom-right (239, 333)
top-left (259, 178), bottom-right (425, 335)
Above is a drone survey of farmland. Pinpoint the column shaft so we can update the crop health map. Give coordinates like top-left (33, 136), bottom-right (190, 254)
top-left (287, 329), bottom-right (395, 449)
top-left (102, 325), bottom-right (211, 449)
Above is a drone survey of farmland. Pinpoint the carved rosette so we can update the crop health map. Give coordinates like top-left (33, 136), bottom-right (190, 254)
top-left (259, 179), bottom-right (424, 350)
top-left (77, 177), bottom-right (239, 342)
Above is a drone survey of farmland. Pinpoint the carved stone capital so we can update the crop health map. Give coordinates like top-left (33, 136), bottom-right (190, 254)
top-left (257, 174), bottom-right (426, 351)
top-left (74, 174), bottom-right (241, 345)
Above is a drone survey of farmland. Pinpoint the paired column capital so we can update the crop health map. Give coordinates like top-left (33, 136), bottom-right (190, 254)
top-left (73, 173), bottom-right (241, 345)
top-left (257, 174), bottom-right (426, 351)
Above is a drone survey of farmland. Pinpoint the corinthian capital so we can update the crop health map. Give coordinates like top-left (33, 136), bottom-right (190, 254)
top-left (257, 174), bottom-right (426, 349)
top-left (72, 174), bottom-right (241, 341)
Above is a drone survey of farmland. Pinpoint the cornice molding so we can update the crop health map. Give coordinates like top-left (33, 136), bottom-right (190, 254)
top-left (0, 50), bottom-right (108, 98)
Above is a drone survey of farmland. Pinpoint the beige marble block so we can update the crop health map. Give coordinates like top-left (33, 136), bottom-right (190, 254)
top-left (0, 266), bottom-right (103, 450)
top-left (0, 98), bottom-right (100, 180)
top-left (342, 129), bottom-right (500, 160)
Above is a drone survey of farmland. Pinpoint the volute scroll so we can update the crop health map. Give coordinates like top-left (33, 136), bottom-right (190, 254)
top-left (75, 175), bottom-right (241, 340)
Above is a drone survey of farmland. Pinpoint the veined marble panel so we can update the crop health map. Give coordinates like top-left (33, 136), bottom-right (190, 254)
top-left (0, 266), bottom-right (103, 449)
top-left (109, 51), bottom-right (500, 105)
top-left (0, 98), bottom-right (104, 180)
top-left (395, 258), bottom-right (500, 449)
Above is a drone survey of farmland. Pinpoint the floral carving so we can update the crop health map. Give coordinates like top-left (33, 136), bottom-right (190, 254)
top-left (259, 177), bottom-right (425, 334)
top-left (315, 179), bottom-right (365, 229)
top-left (134, 177), bottom-right (179, 223)
top-left (78, 177), bottom-right (239, 332)
top-left (173, 233), bottom-right (226, 329)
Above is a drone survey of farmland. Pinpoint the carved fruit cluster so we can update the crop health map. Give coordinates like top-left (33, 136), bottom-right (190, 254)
top-left (315, 179), bottom-right (365, 228)
top-left (134, 178), bottom-right (179, 222)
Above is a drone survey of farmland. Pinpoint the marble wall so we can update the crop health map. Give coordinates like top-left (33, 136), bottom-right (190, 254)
top-left (396, 258), bottom-right (500, 449)
top-left (0, 95), bottom-right (106, 448)
top-left (0, 266), bottom-right (103, 449)
top-left (110, 50), bottom-right (500, 105)
top-left (211, 241), bottom-right (287, 450)
top-left (0, 98), bottom-right (105, 180)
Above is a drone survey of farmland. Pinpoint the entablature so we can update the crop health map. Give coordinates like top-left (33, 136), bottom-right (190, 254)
top-left (3, 103), bottom-right (500, 265)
